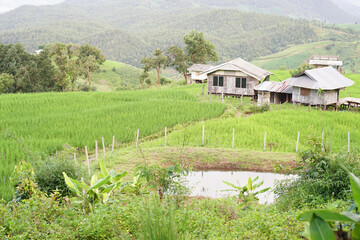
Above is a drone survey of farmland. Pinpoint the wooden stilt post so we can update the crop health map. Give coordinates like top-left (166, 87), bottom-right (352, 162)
top-left (232, 128), bottom-right (235, 149)
top-left (164, 127), bottom-right (167, 146)
top-left (136, 129), bottom-right (140, 148)
top-left (296, 132), bottom-right (300, 152)
top-left (95, 140), bottom-right (98, 163)
top-left (112, 136), bottom-right (115, 152)
top-left (263, 131), bottom-right (267, 151)
top-left (308, 103), bottom-right (311, 111)
top-left (102, 137), bottom-right (105, 158)
top-left (85, 146), bottom-right (91, 176)
top-left (293, 101), bottom-right (295, 109)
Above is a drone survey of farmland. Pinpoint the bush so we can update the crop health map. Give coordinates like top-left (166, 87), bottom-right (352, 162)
top-left (35, 157), bottom-right (85, 196)
top-left (275, 133), bottom-right (360, 208)
top-left (160, 77), bottom-right (172, 85)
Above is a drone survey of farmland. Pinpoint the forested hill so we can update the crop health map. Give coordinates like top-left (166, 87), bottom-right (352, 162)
top-left (0, 0), bottom-right (359, 66)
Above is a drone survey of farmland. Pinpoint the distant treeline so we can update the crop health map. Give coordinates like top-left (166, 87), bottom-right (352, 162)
top-left (0, 6), bottom-right (359, 67)
top-left (0, 43), bottom-right (105, 94)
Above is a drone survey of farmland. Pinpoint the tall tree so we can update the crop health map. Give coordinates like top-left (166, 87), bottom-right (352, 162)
top-left (141, 49), bottom-right (168, 87)
top-left (78, 44), bottom-right (106, 89)
top-left (166, 45), bottom-right (190, 85)
top-left (184, 30), bottom-right (219, 64)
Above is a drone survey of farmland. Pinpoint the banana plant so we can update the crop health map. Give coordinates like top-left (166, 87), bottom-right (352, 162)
top-left (298, 168), bottom-right (360, 240)
top-left (223, 176), bottom-right (270, 205)
top-left (63, 160), bottom-right (128, 212)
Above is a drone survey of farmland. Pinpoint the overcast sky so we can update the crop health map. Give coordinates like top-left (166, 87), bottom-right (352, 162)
top-left (0, 0), bottom-right (64, 13)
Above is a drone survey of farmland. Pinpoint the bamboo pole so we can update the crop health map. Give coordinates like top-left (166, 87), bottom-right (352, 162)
top-left (136, 129), bottom-right (140, 148)
top-left (296, 132), bottom-right (300, 152)
top-left (102, 137), bottom-right (106, 158)
top-left (74, 152), bottom-right (77, 165)
top-left (85, 146), bottom-right (91, 176)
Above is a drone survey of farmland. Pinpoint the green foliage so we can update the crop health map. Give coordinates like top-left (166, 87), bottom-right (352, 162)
top-left (35, 157), bottom-right (85, 197)
top-left (167, 45), bottom-right (190, 84)
top-left (10, 160), bottom-right (42, 202)
top-left (275, 134), bottom-right (360, 208)
top-left (184, 30), bottom-right (218, 64)
top-left (63, 161), bottom-right (128, 211)
top-left (223, 176), bottom-right (270, 206)
top-left (136, 198), bottom-right (181, 240)
top-left (141, 49), bottom-right (168, 86)
top-left (289, 63), bottom-right (313, 76)
top-left (297, 168), bottom-right (360, 239)
top-left (136, 164), bottom-right (189, 200)
top-left (0, 73), bottom-right (14, 94)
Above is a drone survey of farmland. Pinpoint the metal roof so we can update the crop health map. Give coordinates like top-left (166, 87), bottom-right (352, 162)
top-left (188, 64), bottom-right (214, 72)
top-left (289, 67), bottom-right (355, 90)
top-left (309, 60), bottom-right (343, 66)
top-left (254, 80), bottom-right (293, 94)
top-left (201, 58), bottom-right (273, 81)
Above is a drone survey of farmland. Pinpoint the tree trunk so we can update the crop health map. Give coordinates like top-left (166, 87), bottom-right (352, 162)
top-left (141, 80), bottom-right (144, 89)
top-left (156, 66), bottom-right (161, 86)
top-left (184, 73), bottom-right (188, 85)
top-left (87, 68), bottom-right (91, 91)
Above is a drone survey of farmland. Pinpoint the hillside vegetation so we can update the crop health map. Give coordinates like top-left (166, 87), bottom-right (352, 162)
top-left (252, 41), bottom-right (360, 72)
top-left (0, 1), bottom-right (359, 66)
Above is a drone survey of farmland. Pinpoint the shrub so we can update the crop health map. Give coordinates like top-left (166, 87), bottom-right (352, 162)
top-left (275, 133), bottom-right (360, 208)
top-left (35, 157), bottom-right (85, 197)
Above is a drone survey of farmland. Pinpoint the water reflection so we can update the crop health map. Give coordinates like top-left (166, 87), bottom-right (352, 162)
top-left (185, 171), bottom-right (297, 204)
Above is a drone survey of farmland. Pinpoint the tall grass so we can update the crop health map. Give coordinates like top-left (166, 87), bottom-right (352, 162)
top-left (146, 108), bottom-right (360, 153)
top-left (0, 88), bottom-right (225, 200)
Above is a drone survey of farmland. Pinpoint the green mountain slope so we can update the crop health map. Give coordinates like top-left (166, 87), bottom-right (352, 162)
top-left (0, 0), bottom-right (359, 66)
top-left (252, 41), bottom-right (360, 73)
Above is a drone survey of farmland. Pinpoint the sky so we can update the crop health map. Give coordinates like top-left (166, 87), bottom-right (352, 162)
top-left (0, 0), bottom-right (64, 13)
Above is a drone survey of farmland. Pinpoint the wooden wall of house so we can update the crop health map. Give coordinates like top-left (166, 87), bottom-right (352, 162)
top-left (257, 91), bottom-right (271, 106)
top-left (207, 70), bottom-right (259, 96)
top-left (292, 87), bottom-right (338, 105)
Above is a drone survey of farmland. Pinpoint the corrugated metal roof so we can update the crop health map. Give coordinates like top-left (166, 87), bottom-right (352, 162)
top-left (309, 60), bottom-right (343, 66)
top-left (188, 64), bottom-right (214, 72)
top-left (255, 80), bottom-right (293, 94)
top-left (283, 67), bottom-right (354, 90)
top-left (201, 58), bottom-right (273, 81)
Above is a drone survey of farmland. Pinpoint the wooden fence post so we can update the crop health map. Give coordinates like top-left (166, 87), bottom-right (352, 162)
top-left (293, 101), bottom-right (295, 109)
top-left (164, 127), bottom-right (167, 146)
top-left (102, 137), bottom-right (106, 158)
top-left (232, 128), bottom-right (235, 149)
top-left (241, 95), bottom-right (243, 105)
top-left (85, 146), bottom-right (91, 177)
top-left (222, 92), bottom-right (224, 104)
top-left (112, 136), bottom-right (115, 152)
top-left (202, 125), bottom-right (205, 146)
top-left (95, 140), bottom-right (98, 163)
top-left (263, 131), bottom-right (267, 151)
top-left (348, 131), bottom-right (351, 153)
top-left (136, 129), bottom-right (140, 148)
top-left (296, 132), bottom-right (300, 152)
top-left (74, 152), bottom-right (77, 165)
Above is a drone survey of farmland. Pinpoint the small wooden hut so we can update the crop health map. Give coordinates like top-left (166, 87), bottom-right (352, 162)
top-left (201, 58), bottom-right (272, 97)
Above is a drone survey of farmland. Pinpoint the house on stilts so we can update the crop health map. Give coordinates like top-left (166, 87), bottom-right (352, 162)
top-left (255, 67), bottom-right (354, 106)
top-left (201, 58), bottom-right (273, 97)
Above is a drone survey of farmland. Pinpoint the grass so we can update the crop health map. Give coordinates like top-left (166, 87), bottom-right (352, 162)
top-left (252, 41), bottom-right (360, 72)
top-left (0, 86), bottom-right (225, 200)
